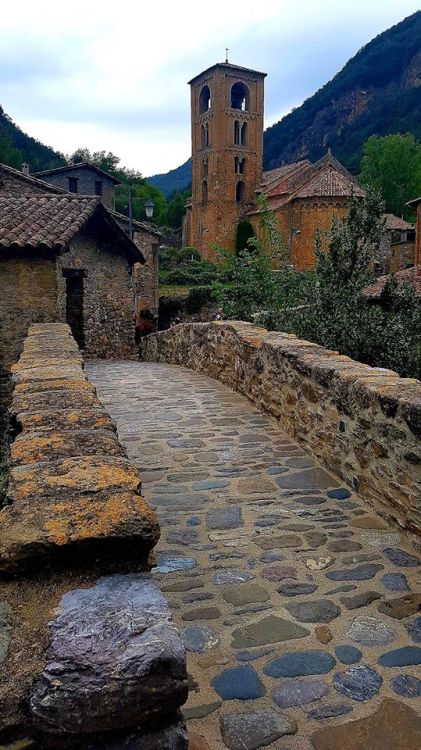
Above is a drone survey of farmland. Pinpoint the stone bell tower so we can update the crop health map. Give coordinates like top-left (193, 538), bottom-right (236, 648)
top-left (185, 60), bottom-right (266, 260)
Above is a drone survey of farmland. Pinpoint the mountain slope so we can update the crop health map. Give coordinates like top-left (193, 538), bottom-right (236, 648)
top-left (0, 107), bottom-right (65, 172)
top-left (146, 158), bottom-right (192, 198)
top-left (147, 11), bottom-right (421, 192)
top-left (263, 11), bottom-right (421, 172)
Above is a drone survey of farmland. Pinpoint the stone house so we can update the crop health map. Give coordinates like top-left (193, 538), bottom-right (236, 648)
top-left (379, 213), bottom-right (415, 273)
top-left (33, 162), bottom-right (121, 210)
top-left (364, 265), bottom-right (421, 302)
top-left (0, 192), bottom-right (145, 372)
top-left (0, 162), bottom-right (160, 342)
top-left (407, 195), bottom-right (421, 267)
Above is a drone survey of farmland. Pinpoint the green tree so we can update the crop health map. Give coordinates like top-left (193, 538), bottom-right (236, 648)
top-left (166, 189), bottom-right (189, 229)
top-left (0, 127), bottom-right (21, 169)
top-left (68, 148), bottom-right (122, 177)
top-left (360, 133), bottom-right (421, 217)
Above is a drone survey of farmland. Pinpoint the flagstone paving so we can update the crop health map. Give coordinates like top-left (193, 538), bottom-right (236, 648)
top-left (87, 360), bottom-right (421, 750)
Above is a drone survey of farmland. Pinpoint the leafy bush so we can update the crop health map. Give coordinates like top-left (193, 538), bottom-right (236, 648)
top-left (214, 190), bottom-right (421, 380)
top-left (158, 246), bottom-right (218, 286)
top-left (186, 286), bottom-right (214, 313)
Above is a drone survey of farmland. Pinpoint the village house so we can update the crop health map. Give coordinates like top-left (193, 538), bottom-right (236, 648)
top-left (0, 163), bottom-right (161, 371)
top-left (33, 162), bottom-right (120, 210)
top-left (33, 161), bottom-right (162, 333)
top-left (183, 60), bottom-right (416, 272)
top-left (0, 190), bottom-right (145, 372)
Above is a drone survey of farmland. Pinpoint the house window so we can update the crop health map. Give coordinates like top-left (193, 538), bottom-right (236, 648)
top-left (68, 177), bottom-right (78, 193)
top-left (95, 180), bottom-right (103, 196)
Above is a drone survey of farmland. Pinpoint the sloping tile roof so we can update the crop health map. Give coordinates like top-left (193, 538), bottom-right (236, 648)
top-left (0, 194), bottom-right (99, 249)
top-left (293, 165), bottom-right (365, 199)
top-left (364, 266), bottom-right (421, 299)
top-left (188, 62), bottom-right (266, 85)
top-left (0, 162), bottom-right (65, 194)
top-left (34, 162), bottom-right (121, 185)
top-left (261, 161), bottom-right (311, 188)
top-left (0, 193), bottom-right (144, 262)
top-left (383, 213), bottom-right (413, 231)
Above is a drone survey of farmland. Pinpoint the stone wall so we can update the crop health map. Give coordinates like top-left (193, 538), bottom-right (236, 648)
top-left (114, 214), bottom-right (160, 333)
top-left (250, 199), bottom-right (348, 271)
top-left (0, 254), bottom-right (60, 373)
top-left (0, 323), bottom-right (188, 747)
top-left (56, 229), bottom-right (136, 359)
top-left (140, 321), bottom-right (421, 536)
top-left (37, 166), bottom-right (116, 209)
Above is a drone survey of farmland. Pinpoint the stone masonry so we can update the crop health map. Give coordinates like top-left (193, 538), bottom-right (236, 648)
top-left (0, 324), bottom-right (188, 748)
top-left (56, 230), bottom-right (137, 360)
top-left (140, 321), bottom-right (421, 536)
top-left (88, 357), bottom-right (421, 750)
top-left (186, 63), bottom-right (266, 260)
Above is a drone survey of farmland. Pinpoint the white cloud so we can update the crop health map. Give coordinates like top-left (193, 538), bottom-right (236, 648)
top-left (2, 0), bottom-right (420, 175)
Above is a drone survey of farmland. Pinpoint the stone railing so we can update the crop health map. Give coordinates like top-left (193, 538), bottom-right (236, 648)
top-left (0, 323), bottom-right (188, 748)
top-left (140, 321), bottom-right (421, 537)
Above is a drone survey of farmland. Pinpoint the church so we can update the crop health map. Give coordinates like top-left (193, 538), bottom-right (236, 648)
top-left (183, 60), bottom-right (367, 269)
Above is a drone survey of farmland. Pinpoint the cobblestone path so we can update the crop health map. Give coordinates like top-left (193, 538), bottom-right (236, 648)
top-left (87, 360), bottom-right (421, 750)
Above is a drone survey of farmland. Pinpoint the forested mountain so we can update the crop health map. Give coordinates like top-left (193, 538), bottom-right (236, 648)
top-left (264, 11), bottom-right (421, 172)
top-left (147, 158), bottom-right (192, 198)
top-left (147, 11), bottom-right (421, 192)
top-left (0, 107), bottom-right (65, 172)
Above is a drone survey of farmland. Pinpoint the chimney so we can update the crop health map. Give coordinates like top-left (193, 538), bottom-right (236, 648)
top-left (21, 163), bottom-right (30, 175)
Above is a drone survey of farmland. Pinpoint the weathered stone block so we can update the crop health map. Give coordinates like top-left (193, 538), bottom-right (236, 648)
top-left (30, 575), bottom-right (188, 734)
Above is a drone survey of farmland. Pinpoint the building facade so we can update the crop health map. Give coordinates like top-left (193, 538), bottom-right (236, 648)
top-left (0, 191), bottom-right (144, 372)
top-left (184, 62), bottom-right (266, 261)
top-left (33, 162), bottom-right (120, 210)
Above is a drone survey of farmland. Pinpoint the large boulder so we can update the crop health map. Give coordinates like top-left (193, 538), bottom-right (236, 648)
top-left (30, 575), bottom-right (188, 735)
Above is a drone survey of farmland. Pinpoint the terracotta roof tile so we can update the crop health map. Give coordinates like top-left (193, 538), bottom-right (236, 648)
top-left (0, 193), bottom-right (146, 264)
top-left (383, 213), bottom-right (413, 231)
top-left (261, 161), bottom-right (311, 188)
top-left (364, 266), bottom-right (421, 299)
top-left (293, 166), bottom-right (365, 199)
top-left (0, 193), bottom-right (100, 250)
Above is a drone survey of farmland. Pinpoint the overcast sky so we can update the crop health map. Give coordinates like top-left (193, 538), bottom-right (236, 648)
top-left (1, 1), bottom-right (419, 176)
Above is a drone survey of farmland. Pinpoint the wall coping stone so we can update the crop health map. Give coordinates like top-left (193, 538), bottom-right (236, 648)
top-left (0, 323), bottom-right (160, 573)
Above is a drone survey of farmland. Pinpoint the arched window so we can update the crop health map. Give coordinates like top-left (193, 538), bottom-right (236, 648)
top-left (235, 180), bottom-right (245, 203)
top-left (202, 180), bottom-right (208, 204)
top-left (201, 123), bottom-right (209, 148)
top-left (234, 121), bottom-right (240, 145)
top-left (199, 85), bottom-right (211, 114)
top-left (231, 82), bottom-right (249, 111)
top-left (202, 158), bottom-right (208, 178)
top-left (234, 121), bottom-right (247, 146)
top-left (234, 157), bottom-right (246, 175)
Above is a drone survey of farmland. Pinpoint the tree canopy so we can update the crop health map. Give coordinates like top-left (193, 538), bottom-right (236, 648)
top-left (359, 133), bottom-right (421, 218)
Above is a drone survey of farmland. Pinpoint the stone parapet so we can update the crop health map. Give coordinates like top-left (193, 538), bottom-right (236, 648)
top-left (1, 323), bottom-right (159, 572)
top-left (140, 321), bottom-right (421, 536)
top-left (0, 323), bottom-right (188, 747)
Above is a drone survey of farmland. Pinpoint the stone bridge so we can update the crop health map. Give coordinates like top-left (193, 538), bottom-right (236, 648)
top-left (1, 321), bottom-right (420, 750)
top-left (89, 321), bottom-right (420, 750)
